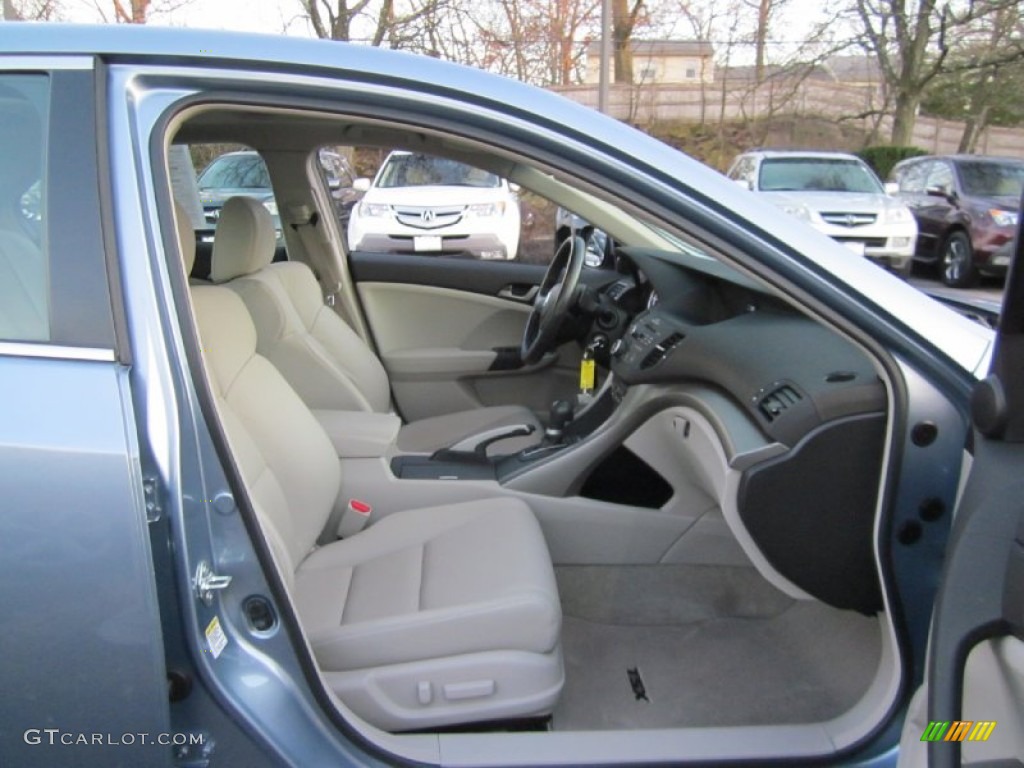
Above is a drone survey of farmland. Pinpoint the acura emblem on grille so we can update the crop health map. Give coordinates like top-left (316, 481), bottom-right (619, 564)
top-left (420, 209), bottom-right (435, 223)
top-left (844, 214), bottom-right (857, 227)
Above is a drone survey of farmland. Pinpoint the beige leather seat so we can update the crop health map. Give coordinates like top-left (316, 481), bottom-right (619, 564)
top-left (209, 196), bottom-right (540, 455)
top-left (185, 266), bottom-right (563, 730)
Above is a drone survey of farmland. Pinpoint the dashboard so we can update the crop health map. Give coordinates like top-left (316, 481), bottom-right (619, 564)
top-left (605, 247), bottom-right (885, 447)
top-left (590, 246), bottom-right (888, 614)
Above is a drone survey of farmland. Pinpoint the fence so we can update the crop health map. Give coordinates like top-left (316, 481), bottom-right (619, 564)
top-left (549, 81), bottom-right (1024, 157)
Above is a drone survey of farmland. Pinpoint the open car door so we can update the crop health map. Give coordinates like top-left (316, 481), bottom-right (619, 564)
top-left (898, 195), bottom-right (1024, 766)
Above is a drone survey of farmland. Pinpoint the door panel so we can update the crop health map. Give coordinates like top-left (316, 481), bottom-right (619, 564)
top-left (0, 359), bottom-right (169, 767)
top-left (900, 190), bottom-right (1024, 768)
top-left (356, 278), bottom-right (578, 420)
top-left (349, 251), bottom-right (613, 421)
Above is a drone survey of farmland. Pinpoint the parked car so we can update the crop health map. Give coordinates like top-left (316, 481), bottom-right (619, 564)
top-left (4, 24), bottom-right (1024, 768)
top-left (198, 148), bottom-right (360, 237)
top-left (196, 149), bottom-right (281, 232)
top-left (728, 150), bottom-right (918, 276)
top-left (887, 154), bottom-right (1024, 287)
top-left (347, 150), bottom-right (521, 259)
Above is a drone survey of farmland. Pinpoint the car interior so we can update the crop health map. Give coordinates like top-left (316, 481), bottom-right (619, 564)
top-left (164, 102), bottom-right (902, 762)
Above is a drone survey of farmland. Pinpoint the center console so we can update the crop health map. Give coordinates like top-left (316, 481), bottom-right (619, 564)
top-left (388, 386), bottom-right (619, 483)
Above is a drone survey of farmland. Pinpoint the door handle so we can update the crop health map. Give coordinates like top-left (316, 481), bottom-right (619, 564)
top-left (498, 284), bottom-right (539, 302)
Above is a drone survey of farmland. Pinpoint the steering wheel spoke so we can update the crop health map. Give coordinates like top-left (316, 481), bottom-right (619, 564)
top-left (520, 235), bottom-right (586, 364)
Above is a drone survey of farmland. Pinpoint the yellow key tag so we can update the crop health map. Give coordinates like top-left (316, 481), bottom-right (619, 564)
top-left (580, 357), bottom-right (595, 393)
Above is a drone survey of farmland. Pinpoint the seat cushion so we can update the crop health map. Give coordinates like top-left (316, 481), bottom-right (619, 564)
top-left (293, 498), bottom-right (561, 672)
top-left (397, 405), bottom-right (541, 456)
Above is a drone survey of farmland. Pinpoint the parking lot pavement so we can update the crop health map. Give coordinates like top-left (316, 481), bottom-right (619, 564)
top-left (910, 274), bottom-right (1005, 307)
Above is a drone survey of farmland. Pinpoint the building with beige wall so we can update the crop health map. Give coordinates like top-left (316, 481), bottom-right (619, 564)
top-left (584, 40), bottom-right (715, 85)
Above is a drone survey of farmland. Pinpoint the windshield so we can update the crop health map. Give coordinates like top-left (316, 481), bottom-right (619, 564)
top-left (376, 154), bottom-right (501, 189)
top-left (759, 158), bottom-right (883, 194)
top-left (198, 153), bottom-right (272, 190)
top-left (957, 161), bottom-right (1024, 198)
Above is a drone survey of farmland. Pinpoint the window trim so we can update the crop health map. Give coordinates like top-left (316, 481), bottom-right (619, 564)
top-left (0, 341), bottom-right (116, 362)
top-left (0, 57), bottom-right (121, 357)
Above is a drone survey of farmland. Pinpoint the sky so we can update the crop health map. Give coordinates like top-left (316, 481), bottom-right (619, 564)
top-left (62, 0), bottom-right (313, 35)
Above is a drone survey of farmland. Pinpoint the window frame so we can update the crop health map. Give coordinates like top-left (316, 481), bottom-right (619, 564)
top-left (0, 58), bottom-right (121, 359)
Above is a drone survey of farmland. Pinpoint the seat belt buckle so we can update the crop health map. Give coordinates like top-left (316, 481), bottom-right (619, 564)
top-left (338, 498), bottom-right (372, 538)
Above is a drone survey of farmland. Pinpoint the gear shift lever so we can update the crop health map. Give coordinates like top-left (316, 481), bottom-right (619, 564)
top-left (544, 400), bottom-right (575, 444)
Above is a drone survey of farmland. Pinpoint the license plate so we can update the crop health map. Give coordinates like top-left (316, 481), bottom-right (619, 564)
top-left (843, 241), bottom-right (866, 256)
top-left (414, 235), bottom-right (443, 252)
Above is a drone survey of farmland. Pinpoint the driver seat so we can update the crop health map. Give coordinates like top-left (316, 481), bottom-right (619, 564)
top-left (209, 196), bottom-right (541, 456)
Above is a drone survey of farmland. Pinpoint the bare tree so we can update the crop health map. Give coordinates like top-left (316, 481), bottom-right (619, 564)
top-left (297, 0), bottom-right (452, 49)
top-left (473, 0), bottom-right (599, 85)
top-left (3, 0), bottom-right (62, 19)
top-left (85, 0), bottom-right (192, 23)
top-left (112, 0), bottom-right (150, 22)
top-left (855, 0), bottom-right (1024, 145)
top-left (299, 0), bottom-right (372, 41)
top-left (952, 6), bottom-right (1023, 151)
top-left (612, 0), bottom-right (644, 83)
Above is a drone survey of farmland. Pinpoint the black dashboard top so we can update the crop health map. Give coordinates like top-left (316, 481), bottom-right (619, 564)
top-left (609, 247), bottom-right (885, 446)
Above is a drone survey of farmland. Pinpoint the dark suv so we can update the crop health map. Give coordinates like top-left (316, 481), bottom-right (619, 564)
top-left (888, 154), bottom-right (1023, 287)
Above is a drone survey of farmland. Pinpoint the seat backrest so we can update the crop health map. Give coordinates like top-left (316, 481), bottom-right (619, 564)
top-left (211, 196), bottom-right (391, 413)
top-left (172, 199), bottom-right (197, 279)
top-left (190, 284), bottom-right (341, 583)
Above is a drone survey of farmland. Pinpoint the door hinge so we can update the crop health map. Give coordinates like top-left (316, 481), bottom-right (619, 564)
top-left (143, 475), bottom-right (163, 523)
top-left (193, 561), bottom-right (232, 606)
top-left (172, 731), bottom-right (214, 768)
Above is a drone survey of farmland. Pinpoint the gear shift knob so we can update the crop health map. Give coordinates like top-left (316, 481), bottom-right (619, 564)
top-left (545, 400), bottom-right (575, 442)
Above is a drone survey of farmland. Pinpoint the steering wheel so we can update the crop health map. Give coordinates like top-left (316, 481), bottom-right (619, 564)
top-left (520, 234), bottom-right (586, 365)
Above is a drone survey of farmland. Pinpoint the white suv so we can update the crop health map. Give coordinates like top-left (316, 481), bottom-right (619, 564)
top-left (728, 150), bottom-right (917, 275)
top-left (347, 151), bottom-right (520, 260)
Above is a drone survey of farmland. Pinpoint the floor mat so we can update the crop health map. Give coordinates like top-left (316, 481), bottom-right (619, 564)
top-left (553, 566), bottom-right (881, 730)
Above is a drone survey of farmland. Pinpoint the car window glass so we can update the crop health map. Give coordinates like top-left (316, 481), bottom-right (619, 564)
top-left (0, 74), bottom-right (50, 342)
top-left (758, 157), bottom-right (883, 193)
top-left (729, 156), bottom-right (755, 187)
top-left (897, 161), bottom-right (929, 193)
top-left (957, 161), bottom-right (1024, 198)
top-left (926, 162), bottom-right (954, 194)
top-left (197, 151), bottom-right (271, 189)
top-left (348, 147), bottom-right (556, 264)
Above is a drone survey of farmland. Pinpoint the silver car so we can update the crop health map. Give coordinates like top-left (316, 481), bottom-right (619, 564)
top-left (729, 150), bottom-right (918, 276)
top-left (2, 23), bottom-right (1021, 768)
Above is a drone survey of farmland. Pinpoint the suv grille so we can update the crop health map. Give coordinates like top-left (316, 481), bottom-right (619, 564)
top-left (820, 212), bottom-right (877, 228)
top-left (394, 205), bottom-right (464, 230)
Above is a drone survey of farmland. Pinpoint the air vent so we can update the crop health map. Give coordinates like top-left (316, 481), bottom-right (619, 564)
top-left (758, 383), bottom-right (803, 421)
top-left (640, 332), bottom-right (685, 369)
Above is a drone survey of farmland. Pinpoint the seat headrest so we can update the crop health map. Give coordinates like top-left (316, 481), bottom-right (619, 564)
top-left (211, 196), bottom-right (277, 283)
top-left (173, 199), bottom-right (196, 277)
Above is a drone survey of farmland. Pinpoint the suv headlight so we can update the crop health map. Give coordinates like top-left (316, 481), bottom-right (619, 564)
top-left (990, 209), bottom-right (1018, 228)
top-left (467, 202), bottom-right (505, 217)
top-left (358, 202), bottom-right (390, 217)
top-left (883, 206), bottom-right (912, 223)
